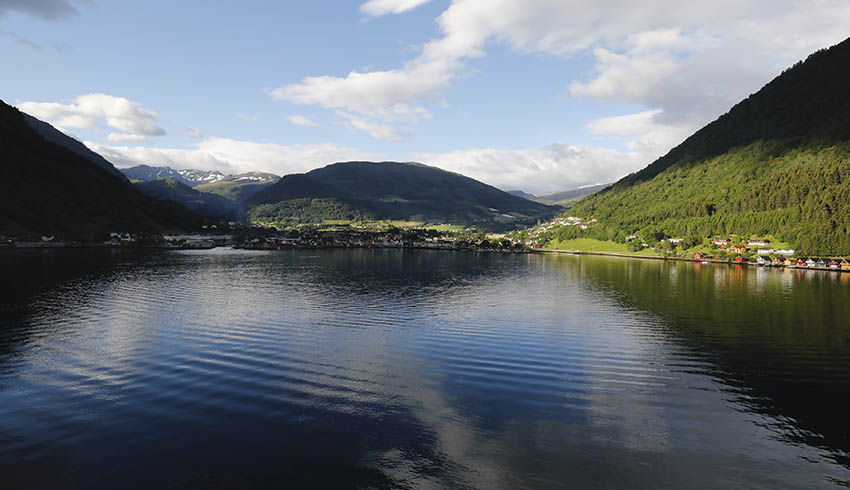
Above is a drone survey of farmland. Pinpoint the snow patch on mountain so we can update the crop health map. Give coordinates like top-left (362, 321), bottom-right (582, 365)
top-left (120, 165), bottom-right (278, 187)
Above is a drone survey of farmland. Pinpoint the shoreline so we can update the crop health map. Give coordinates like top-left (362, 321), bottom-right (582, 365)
top-left (234, 243), bottom-right (529, 253)
top-left (1, 243), bottom-right (529, 254)
top-left (533, 248), bottom-right (850, 273)
top-left (4, 243), bottom-right (849, 273)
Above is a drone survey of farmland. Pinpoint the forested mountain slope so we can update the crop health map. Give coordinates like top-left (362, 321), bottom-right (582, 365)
top-left (0, 100), bottom-right (202, 240)
top-left (570, 37), bottom-right (850, 254)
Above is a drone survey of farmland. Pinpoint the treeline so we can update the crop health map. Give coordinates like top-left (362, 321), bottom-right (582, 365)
top-left (248, 198), bottom-right (376, 224)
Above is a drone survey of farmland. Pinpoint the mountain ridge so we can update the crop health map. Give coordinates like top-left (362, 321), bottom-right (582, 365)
top-left (1, 100), bottom-right (203, 240)
top-left (249, 161), bottom-right (561, 230)
top-left (22, 113), bottom-right (129, 181)
top-left (121, 165), bottom-right (278, 187)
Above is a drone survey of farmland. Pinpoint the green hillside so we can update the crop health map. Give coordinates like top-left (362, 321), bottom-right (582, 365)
top-left (135, 178), bottom-right (239, 220)
top-left (248, 161), bottom-right (561, 230)
top-left (0, 100), bottom-right (204, 241)
top-left (567, 37), bottom-right (850, 255)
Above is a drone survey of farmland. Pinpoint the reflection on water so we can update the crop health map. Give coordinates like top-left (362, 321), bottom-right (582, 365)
top-left (1, 249), bottom-right (848, 489)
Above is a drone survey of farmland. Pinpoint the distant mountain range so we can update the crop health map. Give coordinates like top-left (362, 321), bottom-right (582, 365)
top-left (121, 166), bottom-right (280, 219)
top-left (248, 161), bottom-right (561, 230)
top-left (2, 103), bottom-right (559, 235)
top-left (568, 36), bottom-right (850, 254)
top-left (508, 184), bottom-right (609, 207)
top-left (0, 100), bottom-right (203, 240)
top-left (122, 165), bottom-right (226, 186)
top-left (134, 178), bottom-right (240, 221)
top-left (121, 165), bottom-right (279, 187)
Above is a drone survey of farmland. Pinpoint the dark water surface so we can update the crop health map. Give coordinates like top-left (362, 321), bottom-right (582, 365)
top-left (1, 248), bottom-right (848, 489)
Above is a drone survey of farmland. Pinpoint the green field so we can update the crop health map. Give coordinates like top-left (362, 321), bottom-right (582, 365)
top-left (427, 223), bottom-right (466, 231)
top-left (546, 238), bottom-right (631, 253)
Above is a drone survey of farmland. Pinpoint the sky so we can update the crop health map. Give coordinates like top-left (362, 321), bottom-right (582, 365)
top-left (2, 1), bottom-right (849, 193)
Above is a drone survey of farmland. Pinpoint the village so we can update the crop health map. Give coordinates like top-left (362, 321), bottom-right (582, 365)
top-left (0, 232), bottom-right (235, 249)
top-left (508, 218), bottom-right (850, 272)
top-left (691, 239), bottom-right (850, 271)
top-left (5, 218), bottom-right (850, 272)
top-left (235, 226), bottom-right (526, 252)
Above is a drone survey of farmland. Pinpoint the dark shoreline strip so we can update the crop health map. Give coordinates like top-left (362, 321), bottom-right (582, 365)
top-left (532, 249), bottom-right (850, 273)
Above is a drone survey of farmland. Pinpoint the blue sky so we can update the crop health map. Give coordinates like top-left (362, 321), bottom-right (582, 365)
top-left (2, 1), bottom-right (849, 192)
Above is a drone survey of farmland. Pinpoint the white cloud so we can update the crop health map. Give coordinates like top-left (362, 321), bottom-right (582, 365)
top-left (337, 111), bottom-right (405, 141)
top-left (107, 132), bottom-right (147, 143)
top-left (18, 93), bottom-right (166, 142)
top-left (85, 138), bottom-right (383, 176)
top-left (416, 142), bottom-right (643, 194)
top-left (236, 113), bottom-right (258, 122)
top-left (360, 0), bottom-right (432, 16)
top-left (587, 109), bottom-right (692, 159)
top-left (272, 0), bottom-right (850, 151)
top-left (287, 114), bottom-right (318, 127)
top-left (569, 29), bottom-right (691, 101)
top-left (271, 63), bottom-right (449, 115)
top-left (187, 127), bottom-right (204, 139)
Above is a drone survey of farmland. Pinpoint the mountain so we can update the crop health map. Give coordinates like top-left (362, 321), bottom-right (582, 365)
top-left (509, 184), bottom-right (610, 207)
top-left (567, 37), bottom-right (850, 255)
top-left (122, 166), bottom-right (279, 219)
top-left (507, 190), bottom-right (537, 200)
top-left (224, 171), bottom-right (279, 184)
top-left (194, 172), bottom-right (279, 204)
top-left (248, 161), bottom-right (561, 230)
top-left (536, 184), bottom-right (609, 206)
top-left (121, 165), bottom-right (227, 187)
top-left (22, 113), bottom-right (128, 181)
top-left (134, 178), bottom-right (239, 220)
top-left (0, 100), bottom-right (203, 240)
top-left (122, 165), bottom-right (279, 207)
top-left (121, 165), bottom-right (279, 188)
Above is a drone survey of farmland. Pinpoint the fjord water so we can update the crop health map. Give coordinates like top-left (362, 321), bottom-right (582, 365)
top-left (1, 249), bottom-right (849, 489)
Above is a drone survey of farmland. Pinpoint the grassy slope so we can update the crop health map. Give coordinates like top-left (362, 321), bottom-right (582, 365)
top-left (569, 37), bottom-right (850, 255)
top-left (547, 238), bottom-right (630, 253)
